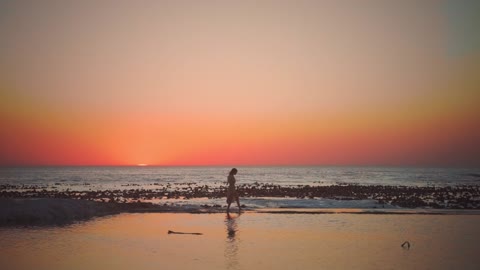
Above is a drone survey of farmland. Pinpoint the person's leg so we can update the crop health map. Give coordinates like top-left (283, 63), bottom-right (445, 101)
top-left (236, 196), bottom-right (241, 213)
top-left (227, 202), bottom-right (231, 214)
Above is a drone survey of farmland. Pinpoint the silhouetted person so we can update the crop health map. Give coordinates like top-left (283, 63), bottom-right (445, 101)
top-left (226, 168), bottom-right (241, 214)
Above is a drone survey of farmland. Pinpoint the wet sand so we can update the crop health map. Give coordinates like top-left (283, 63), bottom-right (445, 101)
top-left (1, 213), bottom-right (479, 270)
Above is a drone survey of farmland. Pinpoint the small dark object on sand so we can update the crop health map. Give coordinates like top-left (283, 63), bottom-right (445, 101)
top-left (168, 230), bottom-right (203, 235)
top-left (401, 241), bottom-right (411, 249)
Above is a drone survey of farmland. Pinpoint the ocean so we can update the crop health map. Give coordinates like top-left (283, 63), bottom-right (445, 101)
top-left (1, 166), bottom-right (479, 209)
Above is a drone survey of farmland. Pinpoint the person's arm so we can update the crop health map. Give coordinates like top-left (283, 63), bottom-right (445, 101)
top-left (227, 175), bottom-right (233, 185)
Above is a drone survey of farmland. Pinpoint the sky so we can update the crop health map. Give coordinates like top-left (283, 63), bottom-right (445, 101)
top-left (0, 0), bottom-right (479, 167)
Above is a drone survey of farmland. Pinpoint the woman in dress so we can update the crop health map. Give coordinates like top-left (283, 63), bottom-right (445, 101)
top-left (226, 168), bottom-right (241, 214)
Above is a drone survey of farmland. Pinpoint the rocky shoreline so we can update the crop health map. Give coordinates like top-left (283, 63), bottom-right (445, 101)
top-left (2, 183), bottom-right (480, 209)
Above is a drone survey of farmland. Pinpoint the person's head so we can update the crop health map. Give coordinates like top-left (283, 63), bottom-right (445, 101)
top-left (229, 168), bottom-right (238, 176)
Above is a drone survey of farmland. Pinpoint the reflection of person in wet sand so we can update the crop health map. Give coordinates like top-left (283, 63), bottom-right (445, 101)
top-left (226, 214), bottom-right (237, 238)
top-left (226, 168), bottom-right (241, 214)
top-left (225, 214), bottom-right (239, 269)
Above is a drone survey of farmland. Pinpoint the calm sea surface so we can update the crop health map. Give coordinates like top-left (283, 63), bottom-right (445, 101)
top-left (1, 166), bottom-right (479, 189)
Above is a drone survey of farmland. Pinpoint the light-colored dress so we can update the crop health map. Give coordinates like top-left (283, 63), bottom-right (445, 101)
top-left (226, 174), bottom-right (237, 204)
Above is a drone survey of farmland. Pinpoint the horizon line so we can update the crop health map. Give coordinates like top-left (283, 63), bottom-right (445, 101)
top-left (0, 164), bottom-right (478, 169)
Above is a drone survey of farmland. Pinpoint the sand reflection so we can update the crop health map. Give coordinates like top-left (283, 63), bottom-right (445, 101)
top-left (225, 213), bottom-right (240, 269)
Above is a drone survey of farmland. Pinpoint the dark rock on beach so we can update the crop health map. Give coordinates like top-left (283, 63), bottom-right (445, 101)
top-left (0, 198), bottom-right (228, 226)
top-left (0, 198), bottom-right (120, 226)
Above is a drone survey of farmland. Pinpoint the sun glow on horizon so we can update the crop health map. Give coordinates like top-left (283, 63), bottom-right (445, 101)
top-left (0, 1), bottom-right (479, 167)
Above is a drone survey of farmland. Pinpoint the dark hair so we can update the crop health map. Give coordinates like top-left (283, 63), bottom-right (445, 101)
top-left (229, 168), bottom-right (238, 175)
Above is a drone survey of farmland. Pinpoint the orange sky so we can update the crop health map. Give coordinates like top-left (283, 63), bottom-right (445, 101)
top-left (1, 0), bottom-right (479, 166)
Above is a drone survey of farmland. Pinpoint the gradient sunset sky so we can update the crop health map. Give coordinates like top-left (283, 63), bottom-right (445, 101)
top-left (1, 0), bottom-right (479, 166)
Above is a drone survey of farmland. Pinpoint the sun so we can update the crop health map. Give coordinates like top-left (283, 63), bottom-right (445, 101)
top-left (137, 164), bottom-right (148, 166)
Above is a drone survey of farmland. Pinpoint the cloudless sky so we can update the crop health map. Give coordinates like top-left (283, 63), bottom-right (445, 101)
top-left (0, 0), bottom-right (479, 166)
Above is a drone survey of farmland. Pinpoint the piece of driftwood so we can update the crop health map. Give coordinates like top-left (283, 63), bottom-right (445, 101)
top-left (168, 230), bottom-right (203, 235)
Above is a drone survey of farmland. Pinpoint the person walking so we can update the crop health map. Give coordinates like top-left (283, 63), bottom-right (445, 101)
top-left (226, 168), bottom-right (241, 214)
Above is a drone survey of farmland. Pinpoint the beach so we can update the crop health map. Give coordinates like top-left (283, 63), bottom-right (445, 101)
top-left (1, 167), bottom-right (479, 269)
top-left (1, 212), bottom-right (479, 270)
